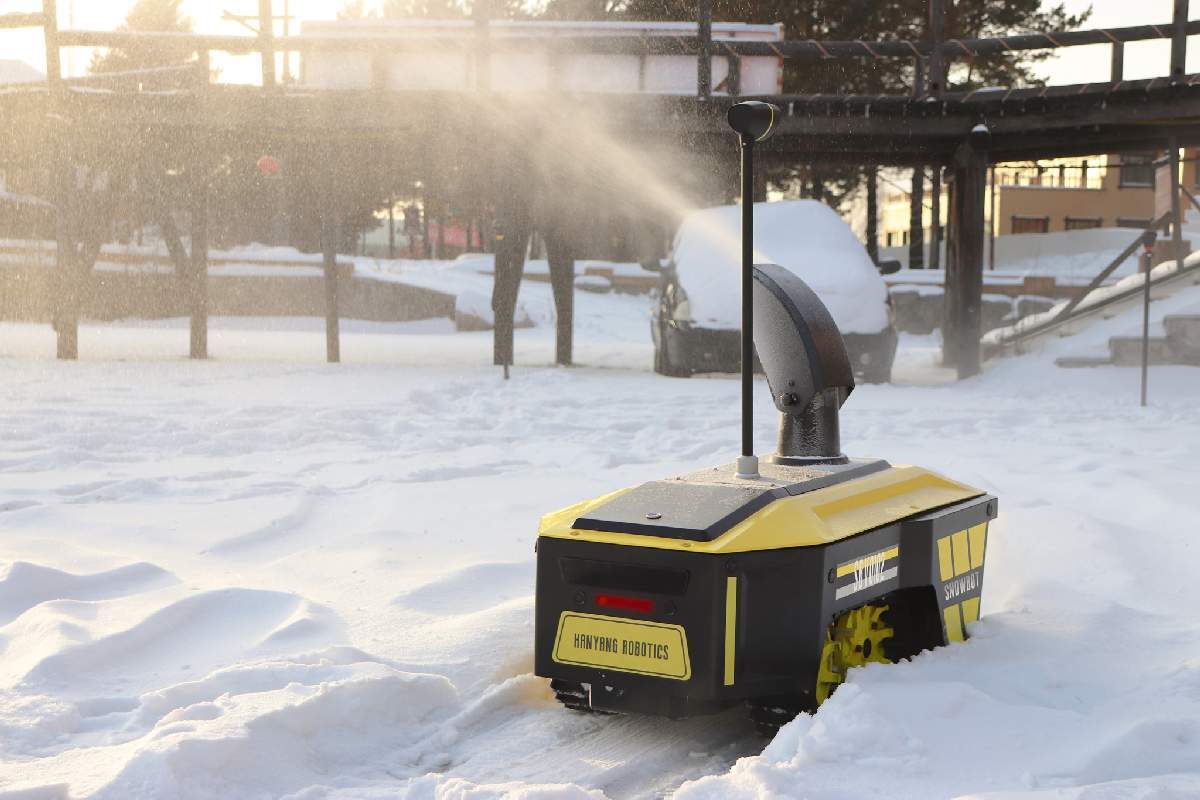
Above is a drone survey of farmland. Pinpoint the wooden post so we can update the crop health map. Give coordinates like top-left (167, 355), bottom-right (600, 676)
top-left (865, 166), bottom-right (879, 263)
top-left (697, 0), bottom-right (713, 100)
top-left (930, 165), bottom-right (943, 269)
top-left (1169, 136), bottom-right (1184, 264)
top-left (259, 0), bottom-right (276, 89)
top-left (1111, 41), bottom-right (1125, 82)
top-left (928, 0), bottom-right (946, 97)
top-left (909, 49), bottom-right (927, 269)
top-left (944, 138), bottom-right (988, 379)
top-left (1172, 0), bottom-right (1189, 82)
top-left (321, 163), bottom-right (341, 364)
top-left (910, 167), bottom-right (925, 269)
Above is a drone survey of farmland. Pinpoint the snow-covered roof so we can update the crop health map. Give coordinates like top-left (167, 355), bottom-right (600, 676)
top-left (0, 59), bottom-right (45, 85)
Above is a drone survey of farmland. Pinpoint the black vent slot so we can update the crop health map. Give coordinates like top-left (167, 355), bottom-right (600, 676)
top-left (559, 557), bottom-right (690, 597)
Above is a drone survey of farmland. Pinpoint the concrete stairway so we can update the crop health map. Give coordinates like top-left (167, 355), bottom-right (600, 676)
top-left (1057, 314), bottom-right (1200, 367)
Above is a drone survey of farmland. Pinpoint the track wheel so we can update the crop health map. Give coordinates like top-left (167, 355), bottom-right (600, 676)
top-left (747, 697), bottom-right (806, 737)
top-left (550, 679), bottom-right (590, 711)
top-left (814, 603), bottom-right (894, 706)
top-left (550, 679), bottom-right (612, 714)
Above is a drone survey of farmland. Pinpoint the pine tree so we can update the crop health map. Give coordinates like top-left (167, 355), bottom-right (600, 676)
top-left (613, 0), bottom-right (1089, 209)
top-left (616, 0), bottom-right (1090, 95)
top-left (89, 0), bottom-right (194, 77)
top-left (338, 0), bottom-right (376, 20)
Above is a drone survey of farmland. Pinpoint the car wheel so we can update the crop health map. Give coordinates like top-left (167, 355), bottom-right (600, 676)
top-left (654, 324), bottom-right (691, 378)
top-left (859, 363), bottom-right (892, 384)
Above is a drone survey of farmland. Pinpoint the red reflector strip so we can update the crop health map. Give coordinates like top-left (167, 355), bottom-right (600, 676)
top-left (595, 594), bottom-right (654, 613)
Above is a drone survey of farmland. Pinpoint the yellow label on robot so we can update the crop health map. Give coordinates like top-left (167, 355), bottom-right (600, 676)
top-left (552, 612), bottom-right (691, 680)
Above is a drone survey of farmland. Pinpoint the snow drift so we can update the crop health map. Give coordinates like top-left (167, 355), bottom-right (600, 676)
top-left (0, 282), bottom-right (1198, 798)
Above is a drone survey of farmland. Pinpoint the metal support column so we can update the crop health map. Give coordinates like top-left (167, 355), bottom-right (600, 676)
top-left (697, 0), bottom-right (713, 100)
top-left (1111, 41), bottom-right (1125, 81)
top-left (1140, 232), bottom-right (1157, 406)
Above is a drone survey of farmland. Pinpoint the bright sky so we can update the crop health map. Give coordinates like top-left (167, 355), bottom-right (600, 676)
top-left (1, 0), bottom-right (1196, 85)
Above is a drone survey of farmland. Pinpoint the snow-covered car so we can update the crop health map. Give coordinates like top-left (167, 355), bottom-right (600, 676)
top-left (650, 200), bottom-right (897, 382)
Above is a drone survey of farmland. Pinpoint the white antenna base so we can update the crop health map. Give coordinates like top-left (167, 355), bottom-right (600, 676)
top-left (736, 455), bottom-right (760, 479)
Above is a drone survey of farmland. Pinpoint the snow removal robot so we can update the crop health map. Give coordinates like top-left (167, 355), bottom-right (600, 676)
top-left (533, 102), bottom-right (997, 732)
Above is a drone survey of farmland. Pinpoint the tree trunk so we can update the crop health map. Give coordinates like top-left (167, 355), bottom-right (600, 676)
top-left (865, 167), bottom-right (879, 263)
top-left (909, 166), bottom-right (925, 268)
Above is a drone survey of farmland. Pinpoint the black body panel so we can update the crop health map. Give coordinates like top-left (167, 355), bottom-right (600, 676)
top-left (573, 459), bottom-right (889, 541)
top-left (535, 494), bottom-right (998, 718)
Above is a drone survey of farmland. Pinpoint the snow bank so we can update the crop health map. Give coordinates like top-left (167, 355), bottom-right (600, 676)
top-left (93, 657), bottom-right (458, 799)
top-left (881, 226), bottom-right (1148, 281)
top-left (0, 295), bottom-right (1199, 798)
top-left (671, 201), bottom-right (890, 334)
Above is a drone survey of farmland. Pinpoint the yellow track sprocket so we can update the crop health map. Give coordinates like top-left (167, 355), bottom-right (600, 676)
top-left (815, 603), bottom-right (894, 706)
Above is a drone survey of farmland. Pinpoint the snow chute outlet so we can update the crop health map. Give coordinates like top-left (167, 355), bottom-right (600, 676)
top-left (532, 102), bottom-right (998, 733)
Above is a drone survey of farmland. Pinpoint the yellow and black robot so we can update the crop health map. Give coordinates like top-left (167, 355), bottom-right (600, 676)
top-left (533, 102), bottom-right (997, 732)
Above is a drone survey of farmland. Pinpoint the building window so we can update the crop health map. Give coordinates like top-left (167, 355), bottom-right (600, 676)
top-left (1012, 216), bottom-right (1050, 235)
top-left (1065, 217), bottom-right (1102, 230)
top-left (1117, 217), bottom-right (1153, 229)
top-left (1119, 154), bottom-right (1156, 188)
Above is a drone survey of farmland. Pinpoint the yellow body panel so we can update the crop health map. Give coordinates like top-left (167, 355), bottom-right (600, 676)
top-left (937, 537), bottom-right (955, 582)
top-left (538, 466), bottom-right (983, 554)
top-left (943, 605), bottom-right (965, 642)
top-left (952, 530), bottom-right (971, 575)
top-left (723, 577), bottom-right (737, 686)
top-left (968, 524), bottom-right (987, 569)
top-left (962, 597), bottom-right (981, 625)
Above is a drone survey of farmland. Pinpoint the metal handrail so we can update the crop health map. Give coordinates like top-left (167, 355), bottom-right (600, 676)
top-left (1048, 213), bottom-right (1170, 324)
top-left (987, 218), bottom-right (1200, 355)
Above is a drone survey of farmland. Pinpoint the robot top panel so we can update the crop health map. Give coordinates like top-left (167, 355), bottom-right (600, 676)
top-left (572, 459), bottom-right (889, 542)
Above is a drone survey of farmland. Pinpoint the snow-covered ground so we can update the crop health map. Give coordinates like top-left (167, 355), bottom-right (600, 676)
top-left (1, 286), bottom-right (1199, 799)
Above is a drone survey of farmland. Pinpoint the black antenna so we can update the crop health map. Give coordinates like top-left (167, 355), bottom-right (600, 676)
top-left (727, 101), bottom-right (780, 479)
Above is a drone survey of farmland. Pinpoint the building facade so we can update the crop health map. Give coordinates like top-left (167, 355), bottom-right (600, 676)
top-left (880, 150), bottom-right (1200, 250)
